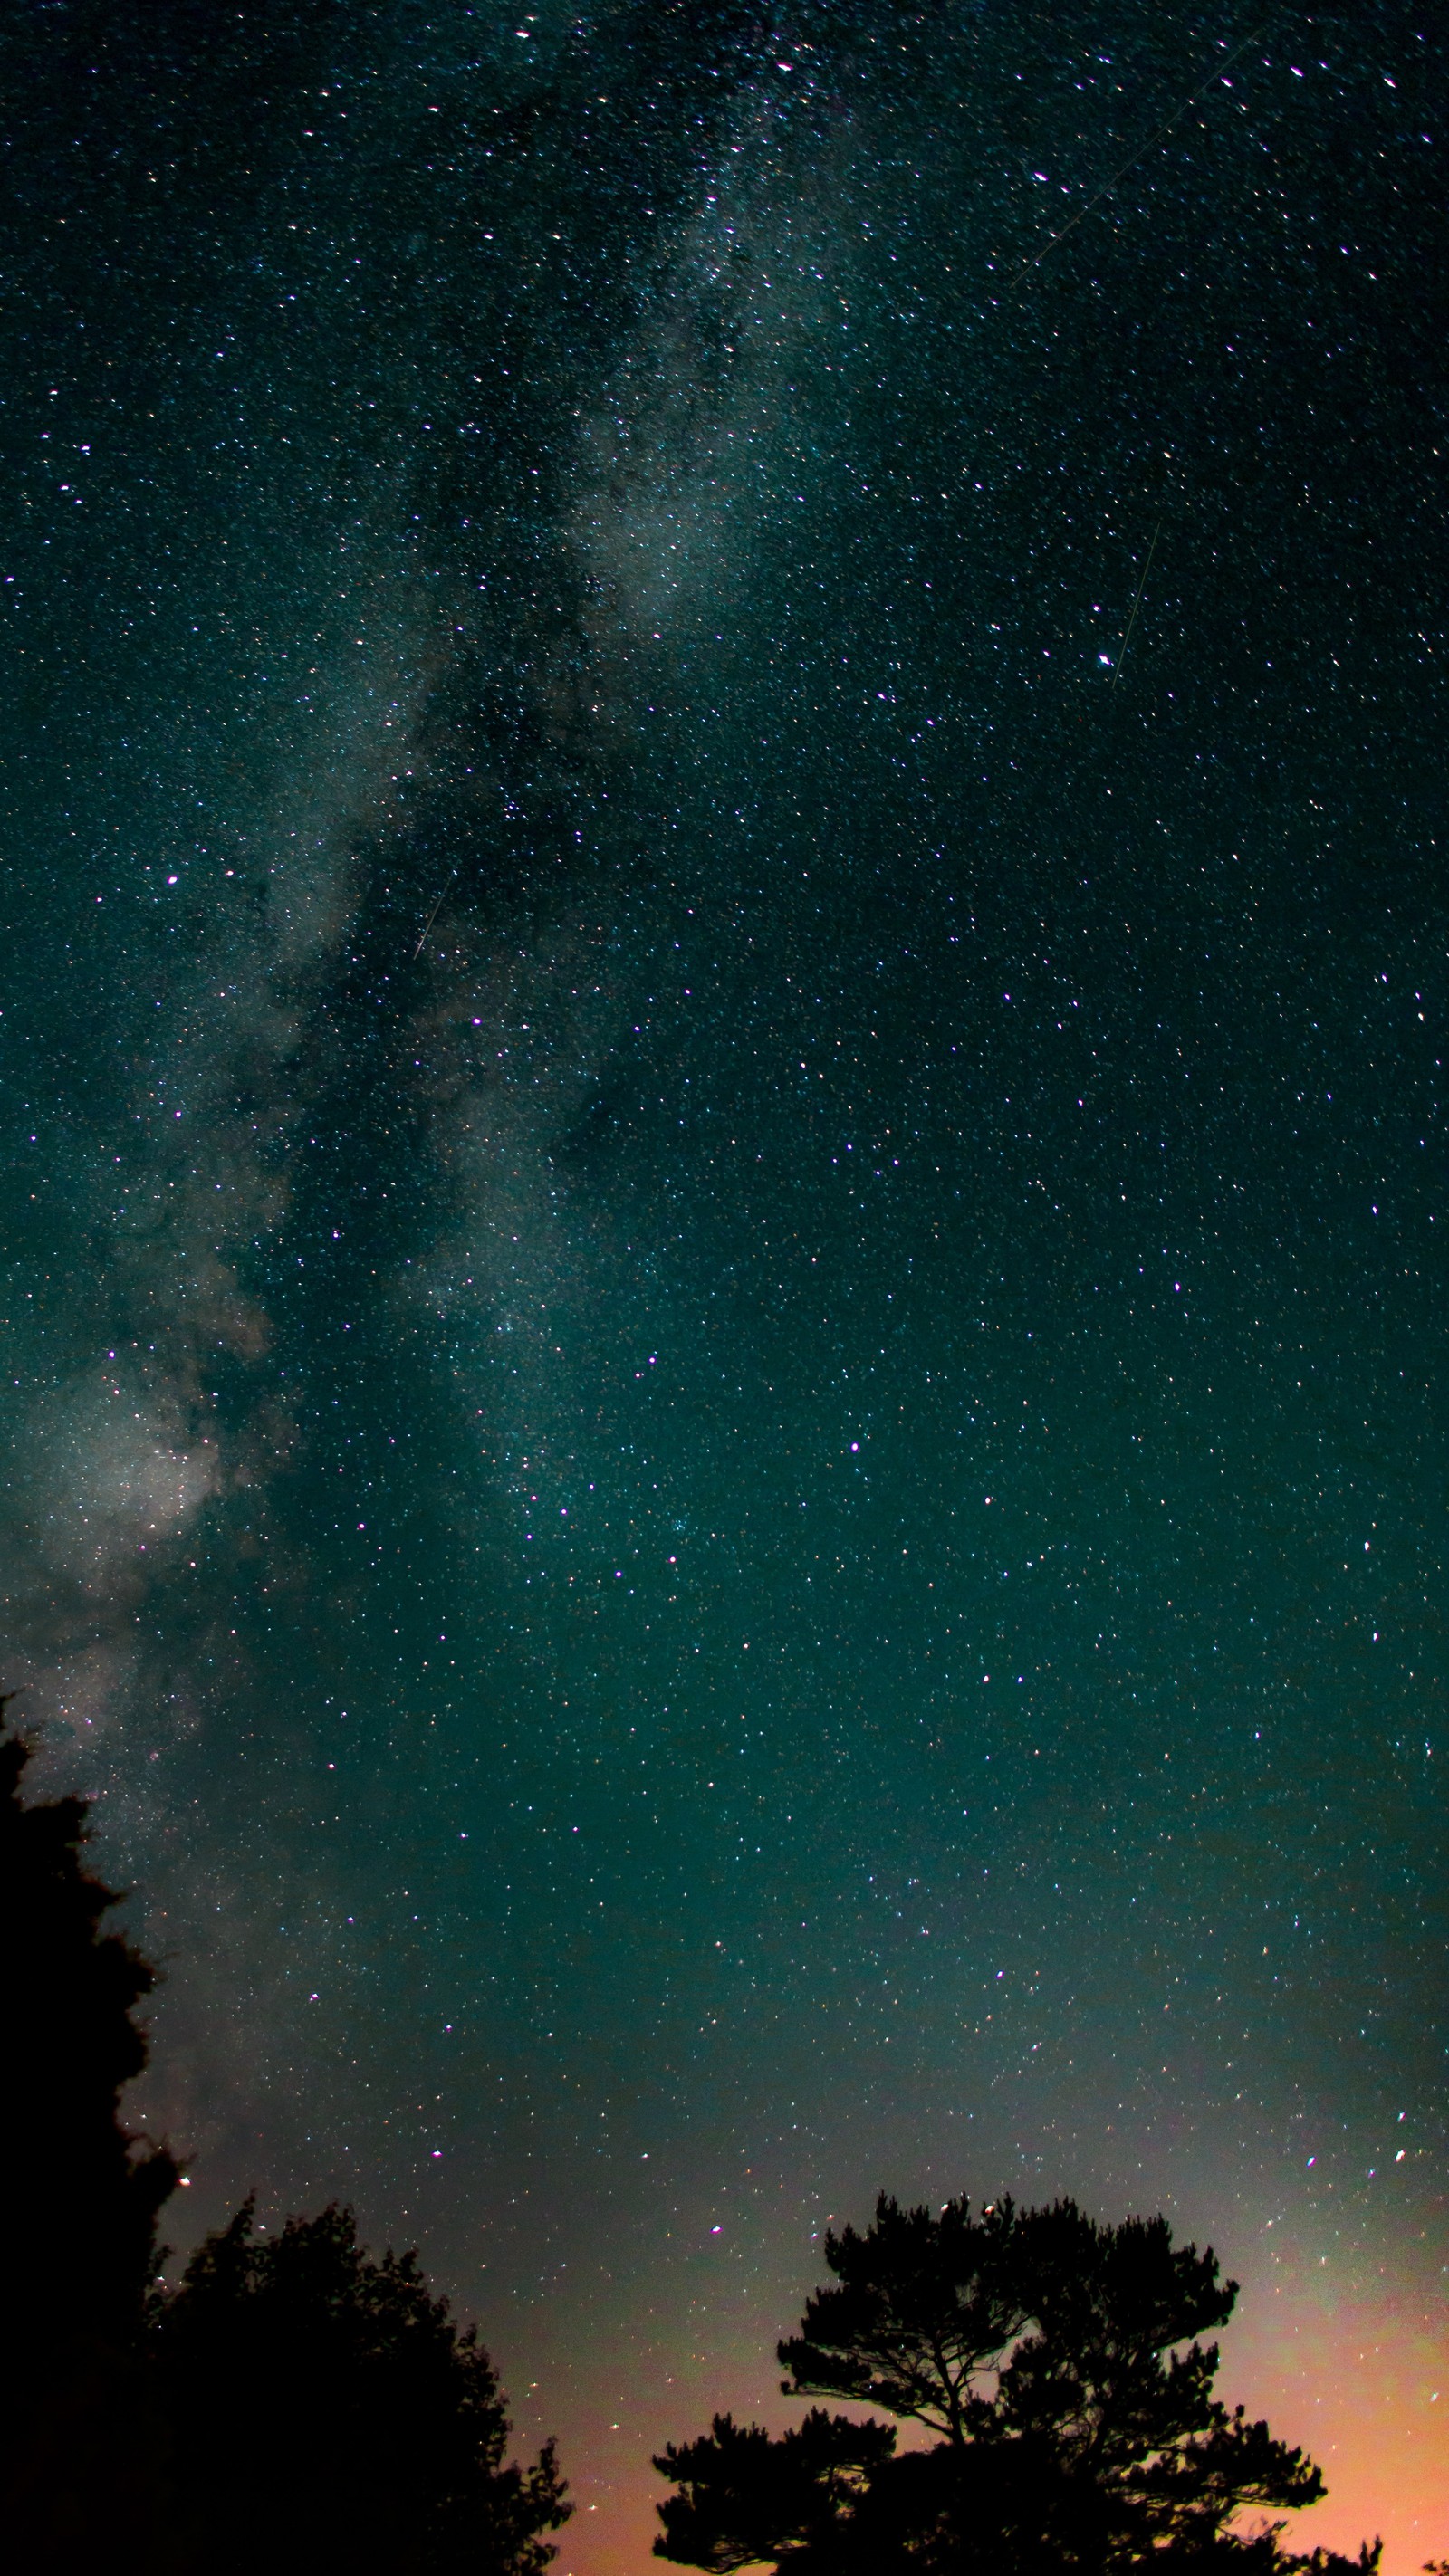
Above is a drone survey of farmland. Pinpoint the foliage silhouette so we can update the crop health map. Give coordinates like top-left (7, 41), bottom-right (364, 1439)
top-left (658, 2410), bottom-right (897, 2571)
top-left (150, 2196), bottom-right (571, 2576)
top-left (656, 2193), bottom-right (1380, 2574)
top-left (0, 1702), bottom-right (568, 2572)
top-left (0, 1700), bottom-right (179, 2565)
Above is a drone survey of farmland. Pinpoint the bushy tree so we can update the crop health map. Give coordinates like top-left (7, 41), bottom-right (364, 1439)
top-left (656, 2194), bottom-right (1380, 2574)
top-left (150, 2198), bottom-right (571, 2576)
top-left (0, 1702), bottom-right (178, 2345)
top-left (0, 1702), bottom-right (569, 2573)
top-left (0, 1702), bottom-right (179, 2567)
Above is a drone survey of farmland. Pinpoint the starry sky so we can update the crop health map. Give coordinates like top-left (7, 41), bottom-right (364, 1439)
top-left (3, 2), bottom-right (1445, 2565)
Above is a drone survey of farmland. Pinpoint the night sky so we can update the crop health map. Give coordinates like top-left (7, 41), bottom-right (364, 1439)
top-left (3, 2), bottom-right (1445, 2565)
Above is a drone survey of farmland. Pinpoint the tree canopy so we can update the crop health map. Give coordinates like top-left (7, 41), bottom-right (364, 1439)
top-left (0, 1705), bottom-right (569, 2575)
top-left (0, 1700), bottom-right (179, 2565)
top-left (655, 2192), bottom-right (1380, 2575)
top-left (150, 2198), bottom-right (570, 2576)
top-left (0, 1699), bottom-right (177, 2347)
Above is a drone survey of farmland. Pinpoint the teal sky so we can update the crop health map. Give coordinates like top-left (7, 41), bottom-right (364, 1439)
top-left (2, 5), bottom-right (1444, 2566)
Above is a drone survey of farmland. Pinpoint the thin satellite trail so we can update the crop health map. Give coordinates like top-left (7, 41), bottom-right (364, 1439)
top-left (1004, 13), bottom-right (1283, 292)
top-left (1112, 514), bottom-right (1163, 690)
top-left (412, 867), bottom-right (458, 960)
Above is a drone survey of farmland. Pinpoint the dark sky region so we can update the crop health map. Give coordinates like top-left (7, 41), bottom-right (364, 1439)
top-left (2, 1), bottom-right (1445, 2564)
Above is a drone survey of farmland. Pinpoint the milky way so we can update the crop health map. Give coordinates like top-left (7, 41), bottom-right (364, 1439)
top-left (3, 5), bottom-right (1445, 2566)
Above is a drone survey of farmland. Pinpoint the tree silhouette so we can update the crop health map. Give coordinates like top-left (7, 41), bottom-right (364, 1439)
top-left (0, 1700), bottom-right (569, 2572)
top-left (658, 2410), bottom-right (897, 2571)
top-left (0, 1700), bottom-right (178, 2564)
top-left (150, 2197), bottom-right (571, 2576)
top-left (656, 2193), bottom-right (1380, 2574)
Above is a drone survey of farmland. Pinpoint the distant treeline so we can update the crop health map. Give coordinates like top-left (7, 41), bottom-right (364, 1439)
top-left (0, 1710), bottom-right (1396, 2573)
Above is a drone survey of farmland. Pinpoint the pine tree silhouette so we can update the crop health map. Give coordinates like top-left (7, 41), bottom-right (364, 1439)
top-left (657, 2192), bottom-right (1382, 2574)
top-left (0, 1698), bottom-right (178, 2566)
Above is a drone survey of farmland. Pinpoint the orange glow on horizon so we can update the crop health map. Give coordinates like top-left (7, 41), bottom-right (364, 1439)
top-left (1228, 2280), bottom-right (1448, 2575)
